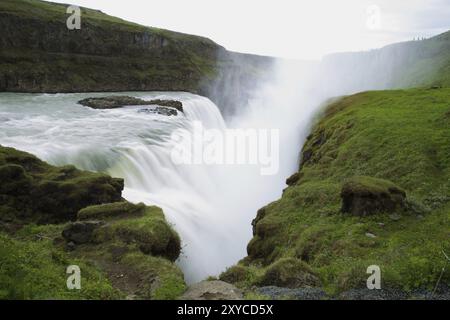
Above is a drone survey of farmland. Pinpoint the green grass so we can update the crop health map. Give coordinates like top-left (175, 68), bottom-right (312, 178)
top-left (0, 230), bottom-right (122, 299)
top-left (233, 88), bottom-right (450, 294)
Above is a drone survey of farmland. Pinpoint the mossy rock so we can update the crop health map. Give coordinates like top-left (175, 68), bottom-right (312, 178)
top-left (78, 202), bottom-right (146, 220)
top-left (62, 221), bottom-right (105, 244)
top-left (219, 265), bottom-right (252, 284)
top-left (258, 258), bottom-right (320, 288)
top-left (0, 164), bottom-right (33, 195)
top-left (0, 145), bottom-right (124, 223)
top-left (79, 203), bottom-right (181, 262)
top-left (341, 176), bottom-right (406, 216)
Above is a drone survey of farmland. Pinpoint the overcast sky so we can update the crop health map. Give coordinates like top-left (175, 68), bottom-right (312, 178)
top-left (49, 0), bottom-right (449, 60)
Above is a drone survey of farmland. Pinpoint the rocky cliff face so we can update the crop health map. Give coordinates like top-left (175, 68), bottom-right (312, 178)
top-left (0, 0), bottom-right (274, 115)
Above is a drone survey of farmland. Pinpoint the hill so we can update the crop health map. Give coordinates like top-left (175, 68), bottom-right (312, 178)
top-left (222, 87), bottom-right (450, 296)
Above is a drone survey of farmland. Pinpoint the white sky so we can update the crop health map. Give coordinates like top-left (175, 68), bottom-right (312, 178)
top-left (49, 0), bottom-right (449, 60)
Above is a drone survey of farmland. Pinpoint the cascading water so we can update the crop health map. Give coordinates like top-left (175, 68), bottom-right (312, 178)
top-left (0, 60), bottom-right (327, 283)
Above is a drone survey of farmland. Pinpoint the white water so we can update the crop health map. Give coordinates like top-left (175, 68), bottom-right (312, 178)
top-left (0, 61), bottom-right (325, 283)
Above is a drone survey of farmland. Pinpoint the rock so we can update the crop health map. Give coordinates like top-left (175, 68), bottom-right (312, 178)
top-left (365, 232), bottom-right (377, 238)
top-left (78, 96), bottom-right (183, 113)
top-left (286, 172), bottom-right (300, 186)
top-left (301, 149), bottom-right (313, 165)
top-left (251, 207), bottom-right (267, 236)
top-left (146, 99), bottom-right (183, 112)
top-left (0, 146), bottom-right (124, 223)
top-left (62, 221), bottom-right (104, 244)
top-left (138, 106), bottom-right (179, 116)
top-left (341, 176), bottom-right (406, 216)
top-left (258, 258), bottom-right (320, 288)
top-left (65, 241), bottom-right (76, 251)
top-left (180, 281), bottom-right (243, 300)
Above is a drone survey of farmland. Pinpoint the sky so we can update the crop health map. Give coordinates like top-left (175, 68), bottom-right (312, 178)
top-left (49, 0), bottom-right (450, 60)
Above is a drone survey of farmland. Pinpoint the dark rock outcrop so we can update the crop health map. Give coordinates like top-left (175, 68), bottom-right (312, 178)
top-left (0, 145), bottom-right (123, 223)
top-left (62, 221), bottom-right (104, 244)
top-left (341, 176), bottom-right (406, 216)
top-left (286, 172), bottom-right (301, 186)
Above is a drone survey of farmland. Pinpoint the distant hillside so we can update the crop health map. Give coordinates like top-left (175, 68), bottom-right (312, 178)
top-left (318, 30), bottom-right (450, 97)
top-left (0, 0), bottom-right (274, 113)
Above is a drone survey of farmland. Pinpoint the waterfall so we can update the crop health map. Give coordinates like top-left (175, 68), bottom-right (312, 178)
top-left (0, 91), bottom-right (257, 283)
top-left (0, 59), bottom-right (326, 283)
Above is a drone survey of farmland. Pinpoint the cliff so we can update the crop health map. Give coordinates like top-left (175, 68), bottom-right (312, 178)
top-left (0, 0), bottom-right (274, 113)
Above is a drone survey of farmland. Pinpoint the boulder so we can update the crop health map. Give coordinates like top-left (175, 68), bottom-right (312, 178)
top-left (341, 176), bottom-right (406, 216)
top-left (62, 221), bottom-right (104, 244)
top-left (180, 281), bottom-right (243, 300)
top-left (78, 96), bottom-right (183, 113)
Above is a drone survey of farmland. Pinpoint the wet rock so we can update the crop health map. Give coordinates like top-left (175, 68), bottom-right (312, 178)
top-left (138, 106), bottom-right (178, 116)
top-left (341, 176), bottom-right (406, 216)
top-left (180, 280), bottom-right (243, 300)
top-left (78, 96), bottom-right (183, 113)
top-left (62, 221), bottom-right (104, 244)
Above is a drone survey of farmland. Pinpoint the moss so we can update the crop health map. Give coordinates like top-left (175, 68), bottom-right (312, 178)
top-left (119, 252), bottom-right (186, 300)
top-left (90, 204), bottom-right (181, 261)
top-left (341, 176), bottom-right (407, 216)
top-left (0, 145), bottom-right (123, 223)
top-left (0, 146), bottom-right (185, 300)
top-left (258, 258), bottom-right (320, 288)
top-left (220, 265), bottom-right (253, 284)
top-left (0, 232), bottom-right (122, 299)
top-left (78, 202), bottom-right (146, 221)
top-left (239, 88), bottom-right (450, 293)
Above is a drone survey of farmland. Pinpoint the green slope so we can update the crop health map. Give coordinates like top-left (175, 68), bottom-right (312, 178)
top-left (0, 146), bottom-right (186, 299)
top-left (225, 88), bottom-right (450, 294)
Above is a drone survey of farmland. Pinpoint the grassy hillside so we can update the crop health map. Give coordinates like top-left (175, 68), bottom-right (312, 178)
top-left (223, 88), bottom-right (450, 295)
top-left (0, 146), bottom-right (186, 300)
